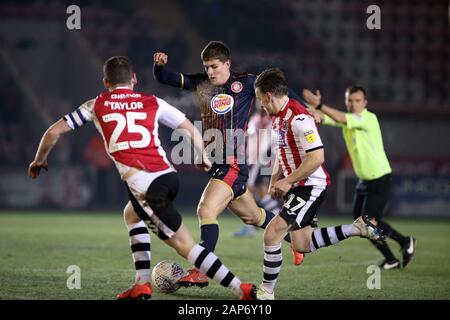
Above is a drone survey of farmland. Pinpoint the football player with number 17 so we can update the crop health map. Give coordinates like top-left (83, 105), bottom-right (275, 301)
top-left (247, 68), bottom-right (385, 300)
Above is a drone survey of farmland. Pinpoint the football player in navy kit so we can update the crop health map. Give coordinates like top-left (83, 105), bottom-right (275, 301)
top-left (153, 41), bottom-right (304, 287)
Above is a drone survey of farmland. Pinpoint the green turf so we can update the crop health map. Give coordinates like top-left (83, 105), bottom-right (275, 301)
top-left (0, 211), bottom-right (449, 300)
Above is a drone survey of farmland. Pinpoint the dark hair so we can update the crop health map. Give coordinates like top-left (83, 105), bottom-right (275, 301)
top-left (201, 41), bottom-right (230, 62)
top-left (346, 86), bottom-right (367, 99)
top-left (103, 56), bottom-right (133, 85)
top-left (254, 68), bottom-right (288, 97)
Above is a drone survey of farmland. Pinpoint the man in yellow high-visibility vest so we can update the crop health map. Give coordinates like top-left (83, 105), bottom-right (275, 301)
top-left (304, 86), bottom-right (416, 270)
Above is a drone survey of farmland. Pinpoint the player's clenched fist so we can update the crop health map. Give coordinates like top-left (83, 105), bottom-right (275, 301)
top-left (153, 52), bottom-right (168, 66)
top-left (28, 160), bottom-right (48, 179)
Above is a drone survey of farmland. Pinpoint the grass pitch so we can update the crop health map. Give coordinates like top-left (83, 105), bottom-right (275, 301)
top-left (0, 211), bottom-right (449, 300)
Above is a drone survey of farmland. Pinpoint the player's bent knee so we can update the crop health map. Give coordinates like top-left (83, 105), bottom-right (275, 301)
top-left (197, 202), bottom-right (217, 219)
top-left (123, 203), bottom-right (140, 224)
top-left (263, 227), bottom-right (279, 245)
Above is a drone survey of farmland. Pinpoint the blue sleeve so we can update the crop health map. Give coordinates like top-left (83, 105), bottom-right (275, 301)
top-left (153, 64), bottom-right (183, 88)
top-left (153, 64), bottom-right (205, 91)
top-left (287, 87), bottom-right (307, 105)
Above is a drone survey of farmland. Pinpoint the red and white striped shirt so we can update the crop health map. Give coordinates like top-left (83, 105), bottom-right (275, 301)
top-left (63, 87), bottom-right (186, 178)
top-left (272, 98), bottom-right (330, 187)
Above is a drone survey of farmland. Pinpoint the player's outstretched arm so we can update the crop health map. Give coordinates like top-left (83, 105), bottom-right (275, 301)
top-left (320, 104), bottom-right (347, 124)
top-left (28, 119), bottom-right (72, 179)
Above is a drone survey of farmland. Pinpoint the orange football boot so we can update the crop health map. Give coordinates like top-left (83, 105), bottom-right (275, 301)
top-left (178, 268), bottom-right (209, 288)
top-left (291, 246), bottom-right (305, 266)
top-left (116, 282), bottom-right (152, 300)
top-left (239, 283), bottom-right (257, 300)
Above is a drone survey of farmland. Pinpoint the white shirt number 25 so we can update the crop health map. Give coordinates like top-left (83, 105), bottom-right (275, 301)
top-left (102, 112), bottom-right (151, 153)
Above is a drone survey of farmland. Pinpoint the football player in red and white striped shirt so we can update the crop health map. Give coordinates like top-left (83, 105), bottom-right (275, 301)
top-left (250, 68), bottom-right (384, 300)
top-left (28, 56), bottom-right (256, 300)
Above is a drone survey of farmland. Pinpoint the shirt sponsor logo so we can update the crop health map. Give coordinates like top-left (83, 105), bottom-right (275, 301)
top-left (304, 130), bottom-right (316, 143)
top-left (210, 94), bottom-right (234, 114)
top-left (230, 81), bottom-right (243, 93)
top-left (110, 93), bottom-right (141, 99)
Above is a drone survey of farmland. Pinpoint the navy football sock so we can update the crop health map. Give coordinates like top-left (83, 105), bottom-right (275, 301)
top-left (200, 223), bottom-right (219, 252)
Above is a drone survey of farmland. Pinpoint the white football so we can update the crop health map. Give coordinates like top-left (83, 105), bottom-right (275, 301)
top-left (151, 260), bottom-right (185, 293)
